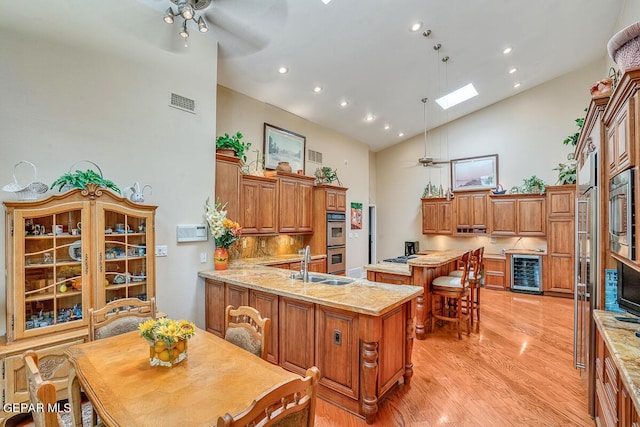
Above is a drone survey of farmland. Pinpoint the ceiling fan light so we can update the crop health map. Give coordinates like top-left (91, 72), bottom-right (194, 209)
top-left (180, 21), bottom-right (189, 38)
top-left (198, 16), bottom-right (208, 32)
top-left (181, 4), bottom-right (194, 20)
top-left (163, 8), bottom-right (175, 24)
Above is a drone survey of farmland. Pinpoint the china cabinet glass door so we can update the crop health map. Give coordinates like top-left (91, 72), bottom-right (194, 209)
top-left (96, 202), bottom-right (154, 308)
top-left (14, 202), bottom-right (90, 340)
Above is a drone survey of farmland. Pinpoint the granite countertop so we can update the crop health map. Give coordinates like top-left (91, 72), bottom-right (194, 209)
top-left (504, 249), bottom-right (547, 255)
top-left (363, 262), bottom-right (412, 276)
top-left (408, 249), bottom-right (467, 267)
top-left (593, 310), bottom-right (640, 410)
top-left (198, 266), bottom-right (423, 316)
top-left (231, 254), bottom-right (326, 267)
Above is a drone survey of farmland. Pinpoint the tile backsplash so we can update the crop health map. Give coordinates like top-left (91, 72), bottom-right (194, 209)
top-left (229, 235), bottom-right (306, 259)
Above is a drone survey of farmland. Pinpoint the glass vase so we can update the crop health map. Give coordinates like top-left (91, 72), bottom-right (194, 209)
top-left (149, 338), bottom-right (188, 367)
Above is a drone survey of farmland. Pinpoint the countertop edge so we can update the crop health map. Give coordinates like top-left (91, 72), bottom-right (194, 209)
top-left (198, 268), bottom-right (423, 317)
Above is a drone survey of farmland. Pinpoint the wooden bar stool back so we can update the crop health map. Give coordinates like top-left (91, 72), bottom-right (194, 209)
top-left (431, 250), bottom-right (472, 339)
top-left (224, 305), bottom-right (271, 360)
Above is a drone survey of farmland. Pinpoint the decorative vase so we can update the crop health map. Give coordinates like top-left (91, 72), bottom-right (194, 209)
top-left (149, 338), bottom-right (188, 367)
top-left (276, 161), bottom-right (292, 173)
top-left (214, 247), bottom-right (229, 270)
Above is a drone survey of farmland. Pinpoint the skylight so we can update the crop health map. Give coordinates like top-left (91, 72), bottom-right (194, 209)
top-left (435, 83), bottom-right (478, 110)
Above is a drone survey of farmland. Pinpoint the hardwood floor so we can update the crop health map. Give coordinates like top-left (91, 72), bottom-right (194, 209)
top-left (315, 289), bottom-right (595, 426)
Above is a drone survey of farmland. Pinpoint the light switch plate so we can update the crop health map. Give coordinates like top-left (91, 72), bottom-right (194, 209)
top-left (155, 245), bottom-right (168, 257)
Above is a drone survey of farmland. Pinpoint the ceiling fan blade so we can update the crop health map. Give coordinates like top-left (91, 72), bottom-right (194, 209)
top-left (204, 0), bottom-right (287, 58)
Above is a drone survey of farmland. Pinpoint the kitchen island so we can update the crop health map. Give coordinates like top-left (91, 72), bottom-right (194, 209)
top-left (365, 249), bottom-right (467, 339)
top-left (198, 266), bottom-right (422, 424)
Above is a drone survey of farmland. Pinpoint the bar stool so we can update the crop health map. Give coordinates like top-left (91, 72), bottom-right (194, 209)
top-left (449, 247), bottom-right (484, 330)
top-left (431, 250), bottom-right (472, 339)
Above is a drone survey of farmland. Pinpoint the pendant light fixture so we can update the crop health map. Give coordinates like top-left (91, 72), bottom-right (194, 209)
top-left (164, 0), bottom-right (210, 45)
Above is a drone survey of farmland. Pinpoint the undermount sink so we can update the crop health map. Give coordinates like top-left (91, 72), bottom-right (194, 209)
top-left (319, 278), bottom-right (354, 286)
top-left (294, 273), bottom-right (354, 285)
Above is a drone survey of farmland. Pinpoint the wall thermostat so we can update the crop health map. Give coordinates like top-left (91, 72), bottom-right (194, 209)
top-left (176, 224), bottom-right (208, 242)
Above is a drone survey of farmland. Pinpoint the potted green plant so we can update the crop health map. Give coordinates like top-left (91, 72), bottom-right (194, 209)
top-left (51, 169), bottom-right (121, 194)
top-left (215, 132), bottom-right (252, 162)
top-left (563, 109), bottom-right (586, 146)
top-left (553, 162), bottom-right (577, 185)
top-left (521, 175), bottom-right (546, 194)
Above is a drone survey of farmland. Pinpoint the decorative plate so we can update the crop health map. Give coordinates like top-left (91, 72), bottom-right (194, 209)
top-left (69, 240), bottom-right (82, 261)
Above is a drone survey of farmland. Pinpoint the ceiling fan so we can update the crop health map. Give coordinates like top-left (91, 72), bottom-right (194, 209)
top-left (417, 98), bottom-right (449, 168)
top-left (141, 0), bottom-right (287, 57)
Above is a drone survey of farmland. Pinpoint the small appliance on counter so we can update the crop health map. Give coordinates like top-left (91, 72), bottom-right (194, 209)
top-left (405, 241), bottom-right (419, 256)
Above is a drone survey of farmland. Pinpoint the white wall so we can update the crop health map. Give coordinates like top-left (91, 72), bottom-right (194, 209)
top-left (217, 86), bottom-right (371, 274)
top-left (0, 20), bottom-right (218, 333)
top-left (374, 59), bottom-right (606, 260)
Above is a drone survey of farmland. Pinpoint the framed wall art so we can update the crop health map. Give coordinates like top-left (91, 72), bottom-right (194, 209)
top-left (450, 154), bottom-right (499, 191)
top-left (351, 202), bottom-right (362, 230)
top-left (263, 123), bottom-right (306, 171)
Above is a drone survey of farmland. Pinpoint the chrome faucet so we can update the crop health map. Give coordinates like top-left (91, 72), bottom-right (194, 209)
top-left (300, 245), bottom-right (311, 282)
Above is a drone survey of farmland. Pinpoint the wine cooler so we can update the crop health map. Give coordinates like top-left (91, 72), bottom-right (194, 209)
top-left (511, 254), bottom-right (543, 294)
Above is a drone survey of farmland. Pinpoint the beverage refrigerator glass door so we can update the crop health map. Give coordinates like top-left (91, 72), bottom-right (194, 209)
top-left (609, 168), bottom-right (635, 261)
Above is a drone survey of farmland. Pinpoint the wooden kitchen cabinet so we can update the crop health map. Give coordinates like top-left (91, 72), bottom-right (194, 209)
top-left (604, 69), bottom-right (640, 179)
top-left (326, 188), bottom-right (347, 212)
top-left (240, 175), bottom-right (277, 235)
top-left (315, 305), bottom-right (359, 400)
top-left (454, 191), bottom-right (489, 234)
top-left (270, 258), bottom-right (326, 274)
top-left (366, 271), bottom-right (412, 285)
top-left (276, 172), bottom-right (315, 234)
top-left (545, 185), bottom-right (575, 297)
top-left (279, 297), bottom-right (315, 376)
top-left (488, 194), bottom-right (545, 237)
top-left (215, 153), bottom-right (242, 222)
top-left (483, 256), bottom-right (507, 290)
top-left (421, 198), bottom-right (453, 235)
top-left (249, 289), bottom-right (279, 364)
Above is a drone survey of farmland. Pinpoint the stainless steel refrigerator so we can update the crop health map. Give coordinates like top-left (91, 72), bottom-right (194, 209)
top-left (575, 151), bottom-right (598, 416)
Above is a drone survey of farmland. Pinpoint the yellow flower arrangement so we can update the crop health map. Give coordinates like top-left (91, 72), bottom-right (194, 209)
top-left (139, 318), bottom-right (196, 367)
top-left (139, 318), bottom-right (196, 347)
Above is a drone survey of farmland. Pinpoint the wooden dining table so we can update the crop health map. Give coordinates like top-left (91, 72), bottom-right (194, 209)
top-left (65, 328), bottom-right (301, 427)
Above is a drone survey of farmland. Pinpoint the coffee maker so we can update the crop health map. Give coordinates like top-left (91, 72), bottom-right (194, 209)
top-left (405, 241), bottom-right (419, 256)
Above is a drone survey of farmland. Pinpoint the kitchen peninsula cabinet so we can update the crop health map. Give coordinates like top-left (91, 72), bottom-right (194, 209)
top-left (421, 198), bottom-right (453, 235)
top-left (200, 267), bottom-right (421, 424)
top-left (488, 194), bottom-right (546, 237)
top-left (275, 172), bottom-right (315, 234)
top-left (454, 191), bottom-right (489, 234)
top-left (240, 175), bottom-right (277, 234)
top-left (2, 184), bottom-right (156, 412)
top-left (483, 255), bottom-right (507, 290)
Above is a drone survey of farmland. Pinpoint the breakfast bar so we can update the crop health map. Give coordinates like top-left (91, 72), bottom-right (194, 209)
top-left (365, 249), bottom-right (466, 339)
top-left (198, 266), bottom-right (422, 424)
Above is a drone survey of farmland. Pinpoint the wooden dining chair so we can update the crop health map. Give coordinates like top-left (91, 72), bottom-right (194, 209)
top-left (224, 305), bottom-right (271, 360)
top-left (431, 250), bottom-right (472, 339)
top-left (217, 366), bottom-right (320, 427)
top-left (88, 297), bottom-right (156, 341)
top-left (23, 350), bottom-right (61, 427)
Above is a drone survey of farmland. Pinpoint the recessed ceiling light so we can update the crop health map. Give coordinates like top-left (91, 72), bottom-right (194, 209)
top-left (503, 47), bottom-right (512, 55)
top-left (410, 22), bottom-right (423, 32)
top-left (339, 100), bottom-right (348, 107)
top-left (435, 83), bottom-right (478, 110)
top-left (321, 0), bottom-right (332, 4)
top-left (509, 67), bottom-right (517, 74)
top-left (513, 82), bottom-right (521, 88)
top-left (313, 86), bottom-right (322, 93)
top-left (278, 67), bottom-right (288, 74)
top-left (398, 132), bottom-right (404, 137)
top-left (365, 114), bottom-right (375, 122)
top-left (384, 124), bottom-right (390, 130)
